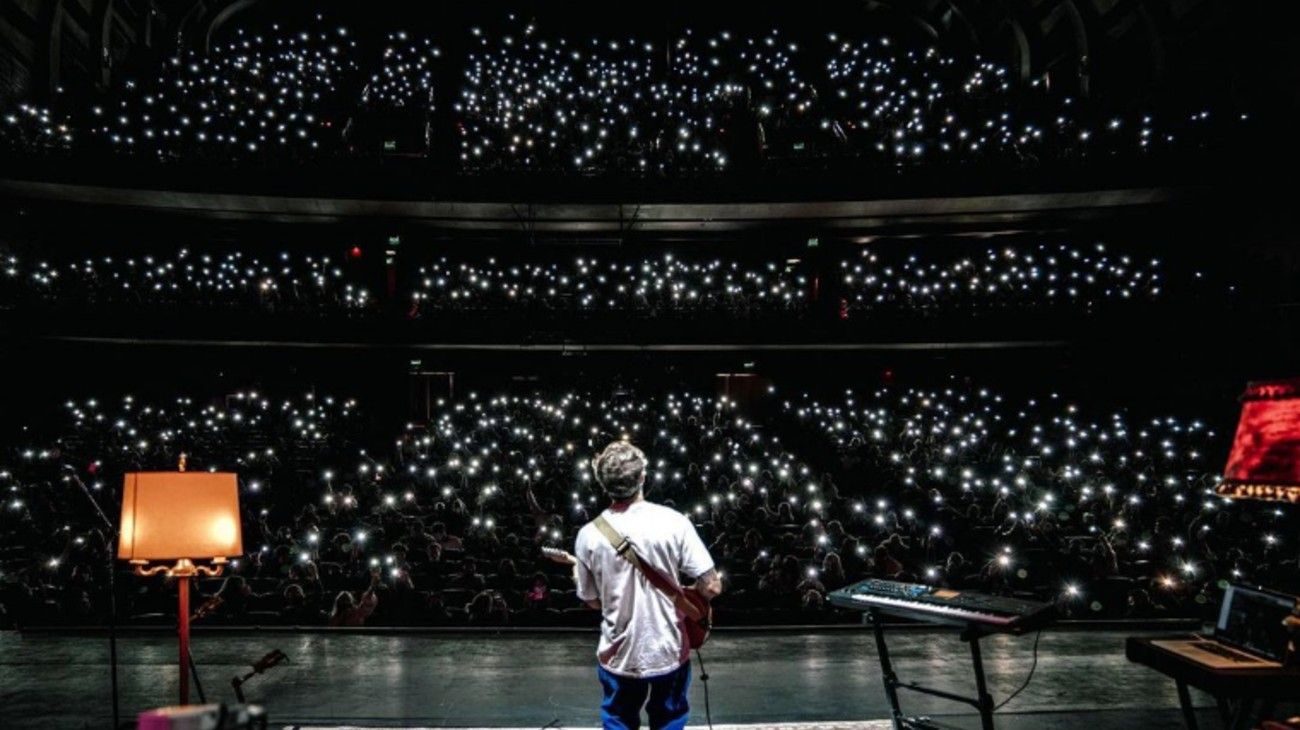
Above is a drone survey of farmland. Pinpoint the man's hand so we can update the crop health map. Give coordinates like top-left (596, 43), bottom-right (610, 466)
top-left (693, 568), bottom-right (723, 600)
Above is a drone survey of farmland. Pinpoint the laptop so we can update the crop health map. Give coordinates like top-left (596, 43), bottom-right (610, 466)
top-left (1152, 584), bottom-right (1296, 669)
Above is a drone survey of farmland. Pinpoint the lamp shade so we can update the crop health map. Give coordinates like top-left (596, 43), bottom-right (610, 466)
top-left (118, 472), bottom-right (244, 561)
top-left (1217, 379), bottom-right (1300, 504)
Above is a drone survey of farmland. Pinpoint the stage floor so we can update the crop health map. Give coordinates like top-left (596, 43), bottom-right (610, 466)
top-left (0, 627), bottom-right (1266, 729)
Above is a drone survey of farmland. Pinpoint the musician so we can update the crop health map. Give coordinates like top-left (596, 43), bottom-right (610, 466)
top-left (572, 440), bottom-right (722, 730)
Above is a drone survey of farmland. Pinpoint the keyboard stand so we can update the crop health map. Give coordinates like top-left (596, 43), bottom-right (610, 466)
top-left (1127, 637), bottom-right (1299, 730)
top-left (868, 608), bottom-right (998, 730)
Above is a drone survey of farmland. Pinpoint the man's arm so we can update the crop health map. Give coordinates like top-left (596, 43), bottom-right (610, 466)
top-left (574, 560), bottom-right (601, 610)
top-left (572, 533), bottom-right (603, 612)
top-left (545, 547), bottom-right (602, 610)
top-left (679, 514), bottom-right (722, 599)
top-left (693, 568), bottom-right (723, 600)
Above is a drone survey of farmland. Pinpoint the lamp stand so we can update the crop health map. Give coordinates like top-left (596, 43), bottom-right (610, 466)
top-left (133, 558), bottom-right (225, 705)
top-left (179, 571), bottom-right (190, 704)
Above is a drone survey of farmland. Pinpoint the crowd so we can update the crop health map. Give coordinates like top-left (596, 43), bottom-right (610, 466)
top-left (3, 242), bottom-right (1234, 320)
top-left (457, 26), bottom-right (822, 173)
top-left (2, 379), bottom-right (1292, 629)
top-left (667, 28), bottom-right (823, 169)
top-left (457, 27), bottom-right (662, 171)
top-left (362, 32), bottom-right (442, 112)
top-left (783, 387), bottom-right (1295, 619)
top-left (817, 37), bottom-right (1177, 162)
top-left (0, 16), bottom-right (1247, 172)
top-left (0, 102), bottom-right (74, 154)
top-left (837, 241), bottom-right (1230, 315)
top-left (409, 253), bottom-right (812, 315)
top-left (1, 247), bottom-right (376, 314)
top-left (85, 19), bottom-right (360, 160)
top-left (457, 22), bottom-right (1239, 173)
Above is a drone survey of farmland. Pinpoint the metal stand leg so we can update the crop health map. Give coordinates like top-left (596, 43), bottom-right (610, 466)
top-left (68, 474), bottom-right (121, 728)
top-left (1175, 680), bottom-right (1200, 730)
top-left (187, 648), bottom-right (206, 704)
top-left (869, 610), bottom-right (906, 730)
top-left (1229, 698), bottom-right (1255, 730)
top-left (107, 553), bottom-right (121, 728)
top-left (1258, 700), bottom-right (1277, 727)
top-left (1215, 696), bottom-right (1233, 726)
top-left (968, 636), bottom-right (996, 730)
top-left (863, 615), bottom-right (1022, 730)
top-left (868, 610), bottom-right (909, 722)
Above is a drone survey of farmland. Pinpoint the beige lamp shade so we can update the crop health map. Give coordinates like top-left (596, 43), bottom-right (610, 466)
top-left (118, 472), bottom-right (244, 562)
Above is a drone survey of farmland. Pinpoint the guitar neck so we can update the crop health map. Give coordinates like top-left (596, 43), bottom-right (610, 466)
top-left (541, 547), bottom-right (577, 565)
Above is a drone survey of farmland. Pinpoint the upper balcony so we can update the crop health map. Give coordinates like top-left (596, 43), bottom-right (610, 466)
top-left (0, 0), bottom-right (1279, 208)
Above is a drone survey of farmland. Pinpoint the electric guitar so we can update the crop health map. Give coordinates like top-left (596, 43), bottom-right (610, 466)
top-left (543, 546), bottom-right (712, 648)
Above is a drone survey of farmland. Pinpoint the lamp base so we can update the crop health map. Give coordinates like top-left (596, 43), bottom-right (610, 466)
top-left (132, 559), bottom-right (226, 705)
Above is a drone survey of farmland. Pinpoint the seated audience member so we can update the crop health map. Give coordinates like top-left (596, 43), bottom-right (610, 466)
top-left (329, 570), bottom-right (380, 627)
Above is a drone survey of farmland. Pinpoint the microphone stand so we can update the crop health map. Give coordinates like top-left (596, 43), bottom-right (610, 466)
top-left (188, 647), bottom-right (207, 703)
top-left (66, 471), bottom-right (121, 730)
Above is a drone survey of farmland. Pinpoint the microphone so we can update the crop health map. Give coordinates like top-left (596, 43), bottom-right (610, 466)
top-left (231, 649), bottom-right (288, 703)
top-left (251, 649), bottom-right (288, 673)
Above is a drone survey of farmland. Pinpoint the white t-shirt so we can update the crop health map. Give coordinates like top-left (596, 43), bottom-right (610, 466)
top-left (574, 500), bottom-right (715, 678)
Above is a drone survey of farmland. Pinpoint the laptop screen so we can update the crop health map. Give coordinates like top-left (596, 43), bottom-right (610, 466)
top-left (1215, 584), bottom-right (1297, 661)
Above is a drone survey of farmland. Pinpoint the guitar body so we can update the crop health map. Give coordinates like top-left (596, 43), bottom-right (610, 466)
top-left (543, 546), bottom-right (712, 648)
top-left (677, 588), bottom-right (712, 649)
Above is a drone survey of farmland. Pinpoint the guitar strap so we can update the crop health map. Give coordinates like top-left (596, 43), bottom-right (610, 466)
top-left (591, 514), bottom-right (704, 621)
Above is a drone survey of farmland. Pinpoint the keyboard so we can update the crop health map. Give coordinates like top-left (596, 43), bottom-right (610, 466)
top-left (1190, 641), bottom-right (1260, 663)
top-left (829, 578), bottom-right (1054, 632)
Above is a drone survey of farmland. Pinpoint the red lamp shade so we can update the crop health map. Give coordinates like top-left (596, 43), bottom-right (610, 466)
top-left (118, 472), bottom-right (244, 562)
top-left (1217, 379), bottom-right (1300, 504)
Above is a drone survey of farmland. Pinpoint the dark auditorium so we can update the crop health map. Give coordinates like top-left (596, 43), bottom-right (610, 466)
top-left (1, 1), bottom-right (1298, 729)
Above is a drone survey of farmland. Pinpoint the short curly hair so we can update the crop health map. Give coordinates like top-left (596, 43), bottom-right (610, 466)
top-left (592, 441), bottom-right (647, 499)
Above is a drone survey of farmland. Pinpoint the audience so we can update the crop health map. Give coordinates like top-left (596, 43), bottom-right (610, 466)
top-left (2, 380), bottom-right (1293, 628)
top-left (0, 16), bottom-right (1247, 172)
top-left (2, 242), bottom-right (1232, 320)
top-left (86, 18), bottom-right (358, 160)
top-left (363, 32), bottom-right (441, 112)
top-left (410, 253), bottom-right (810, 315)
top-left (329, 570), bottom-right (381, 627)
top-left (838, 242), bottom-right (1235, 315)
top-left (0, 102), bottom-right (74, 154)
top-left (2, 247), bottom-right (376, 315)
top-left (456, 21), bottom-right (1244, 174)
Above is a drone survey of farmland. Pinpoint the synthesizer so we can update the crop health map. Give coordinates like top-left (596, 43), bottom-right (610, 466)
top-left (829, 578), bottom-right (1054, 632)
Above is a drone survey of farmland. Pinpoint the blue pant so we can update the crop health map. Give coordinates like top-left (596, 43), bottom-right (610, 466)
top-left (597, 662), bottom-right (691, 730)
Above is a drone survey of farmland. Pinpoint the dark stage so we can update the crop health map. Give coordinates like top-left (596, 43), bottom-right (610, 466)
top-left (0, 627), bottom-right (1261, 729)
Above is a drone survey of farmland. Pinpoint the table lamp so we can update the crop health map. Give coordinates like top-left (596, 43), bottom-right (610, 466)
top-left (1216, 378), bottom-right (1300, 504)
top-left (1215, 378), bottom-right (1300, 667)
top-left (118, 461), bottom-right (243, 705)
